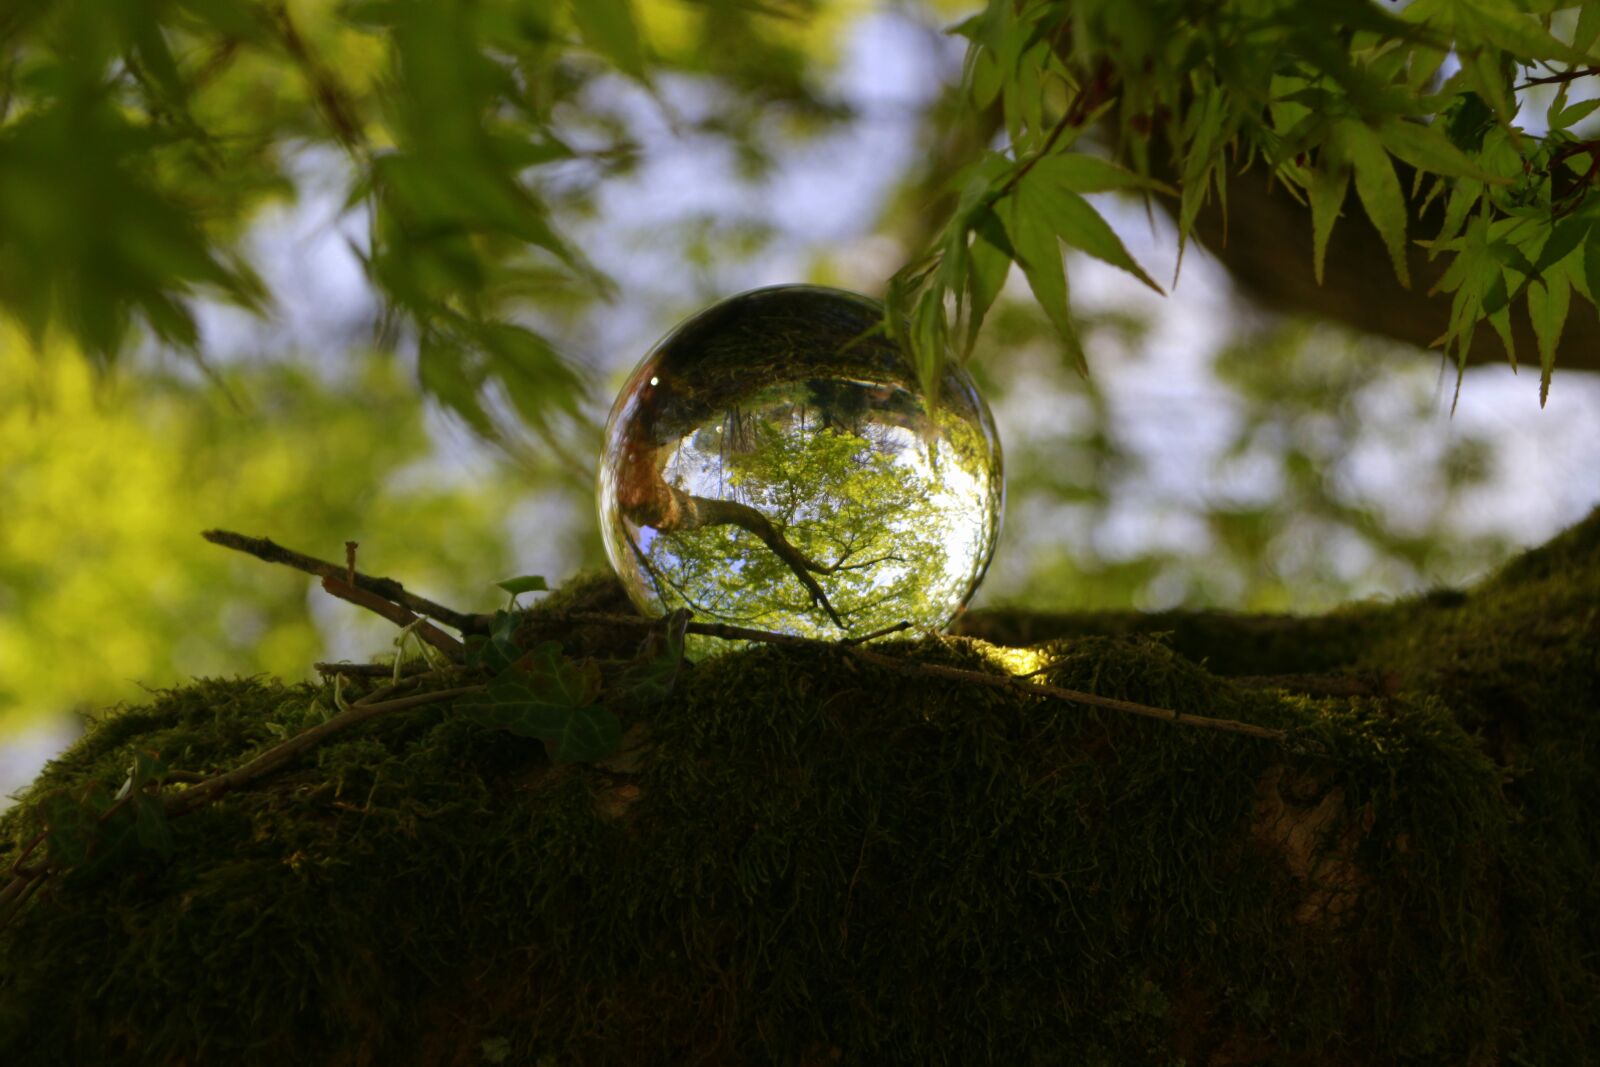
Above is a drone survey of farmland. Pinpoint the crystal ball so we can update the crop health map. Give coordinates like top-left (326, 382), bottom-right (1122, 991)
top-left (597, 285), bottom-right (1004, 639)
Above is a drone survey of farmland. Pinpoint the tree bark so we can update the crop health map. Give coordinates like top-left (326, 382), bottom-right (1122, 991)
top-left (1176, 156), bottom-right (1600, 373)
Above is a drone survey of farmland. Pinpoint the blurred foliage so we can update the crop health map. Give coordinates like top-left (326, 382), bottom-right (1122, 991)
top-left (966, 289), bottom-right (1516, 614)
top-left (13, 1), bottom-right (1600, 420)
top-left (1, 0), bottom-right (1593, 760)
top-left (0, 331), bottom-right (524, 733)
top-left (894, 0), bottom-right (1600, 406)
top-left (0, 0), bottom-right (863, 445)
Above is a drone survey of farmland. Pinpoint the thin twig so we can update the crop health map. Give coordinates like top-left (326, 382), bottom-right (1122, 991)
top-left (992, 60), bottom-right (1118, 201)
top-left (0, 872), bottom-right (46, 928)
top-left (561, 612), bottom-right (1286, 742)
top-left (162, 686), bottom-right (480, 817)
top-left (319, 576), bottom-right (465, 660)
top-left (315, 662), bottom-right (414, 678)
top-left (202, 530), bottom-right (485, 634)
top-left (6, 830), bottom-right (45, 878)
top-left (848, 649), bottom-right (1287, 741)
top-left (1515, 66), bottom-right (1600, 91)
top-left (265, 0), bottom-right (364, 151)
top-left (840, 620), bottom-right (913, 646)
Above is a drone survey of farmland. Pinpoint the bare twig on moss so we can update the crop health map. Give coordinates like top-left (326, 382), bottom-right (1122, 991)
top-left (315, 662), bottom-right (416, 678)
top-left (162, 685), bottom-right (480, 817)
top-left (0, 683), bottom-right (480, 929)
top-left (560, 612), bottom-right (1288, 742)
top-left (0, 873), bottom-right (45, 928)
top-left (848, 651), bottom-right (1287, 741)
top-left (319, 576), bottom-right (466, 660)
top-left (840, 620), bottom-right (913, 645)
top-left (202, 530), bottom-right (484, 634)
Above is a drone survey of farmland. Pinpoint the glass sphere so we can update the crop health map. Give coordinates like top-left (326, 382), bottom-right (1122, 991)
top-left (597, 285), bottom-right (1003, 639)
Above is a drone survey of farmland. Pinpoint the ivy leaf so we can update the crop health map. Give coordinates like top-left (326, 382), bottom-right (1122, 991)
top-left (617, 608), bottom-right (691, 705)
top-left (458, 665), bottom-right (619, 763)
top-left (539, 705), bottom-right (622, 763)
top-left (516, 642), bottom-right (604, 706)
top-left (1526, 272), bottom-right (1570, 407)
top-left (496, 575), bottom-right (549, 595)
top-left (465, 610), bottom-right (521, 673)
top-left (1338, 122), bottom-right (1410, 287)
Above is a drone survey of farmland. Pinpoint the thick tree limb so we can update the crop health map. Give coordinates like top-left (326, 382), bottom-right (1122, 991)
top-left (665, 492), bottom-right (846, 628)
top-left (1176, 156), bottom-right (1600, 374)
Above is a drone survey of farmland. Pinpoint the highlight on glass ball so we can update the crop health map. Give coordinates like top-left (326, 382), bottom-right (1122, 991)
top-left (597, 284), bottom-right (1004, 640)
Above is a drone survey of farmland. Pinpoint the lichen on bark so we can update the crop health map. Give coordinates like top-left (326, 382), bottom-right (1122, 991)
top-left (1, 509), bottom-right (1596, 1065)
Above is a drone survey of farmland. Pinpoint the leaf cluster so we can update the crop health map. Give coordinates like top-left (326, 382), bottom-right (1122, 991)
top-left (0, 0), bottom-right (834, 431)
top-left (891, 0), bottom-right (1600, 406)
top-left (461, 609), bottom-right (624, 762)
top-left (6, 0), bottom-right (1599, 438)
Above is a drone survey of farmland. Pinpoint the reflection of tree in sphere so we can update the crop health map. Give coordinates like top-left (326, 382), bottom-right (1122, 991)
top-left (598, 285), bottom-right (1004, 639)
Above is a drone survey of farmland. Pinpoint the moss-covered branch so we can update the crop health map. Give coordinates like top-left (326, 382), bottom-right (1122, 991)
top-left (2, 508), bottom-right (1596, 1064)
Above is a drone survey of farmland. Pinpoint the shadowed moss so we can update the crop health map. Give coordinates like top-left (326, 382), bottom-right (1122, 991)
top-left (1, 511), bottom-right (1596, 1065)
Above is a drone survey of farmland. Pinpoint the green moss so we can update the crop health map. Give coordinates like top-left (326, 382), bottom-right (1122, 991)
top-left (1, 512), bottom-right (1597, 1064)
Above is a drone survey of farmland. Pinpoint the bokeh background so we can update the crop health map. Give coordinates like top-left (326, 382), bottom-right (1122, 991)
top-left (4, 1), bottom-right (1599, 799)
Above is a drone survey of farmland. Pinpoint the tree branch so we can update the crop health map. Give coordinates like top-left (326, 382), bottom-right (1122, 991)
top-left (319, 576), bottom-right (465, 660)
top-left (1166, 152), bottom-right (1600, 373)
top-left (1515, 66), bottom-right (1600, 90)
top-left (670, 493), bottom-right (846, 628)
top-left (202, 530), bottom-right (485, 634)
